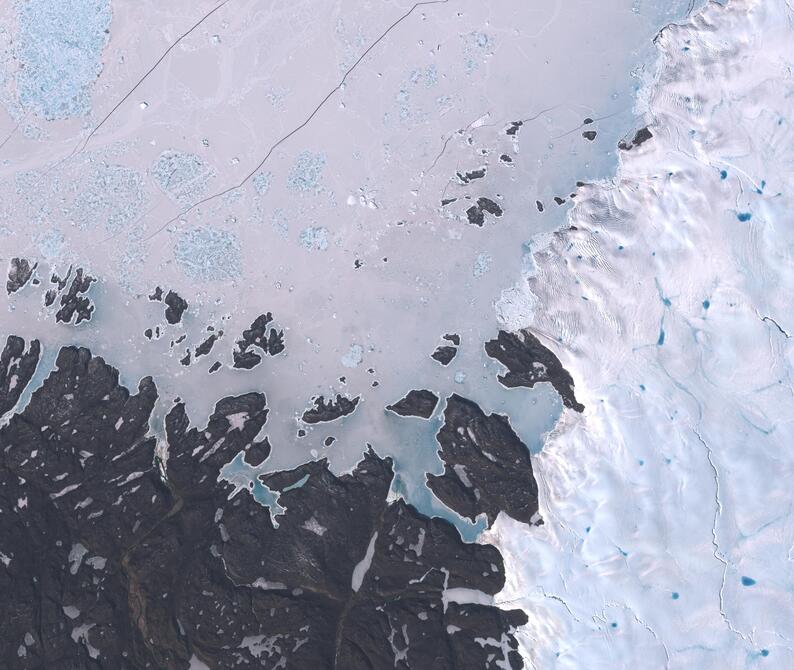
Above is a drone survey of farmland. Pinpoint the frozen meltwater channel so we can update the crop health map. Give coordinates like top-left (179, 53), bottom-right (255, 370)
top-left (483, 0), bottom-right (794, 667)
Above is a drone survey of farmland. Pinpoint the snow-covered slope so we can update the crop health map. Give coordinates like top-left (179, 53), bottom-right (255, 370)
top-left (485, 1), bottom-right (794, 667)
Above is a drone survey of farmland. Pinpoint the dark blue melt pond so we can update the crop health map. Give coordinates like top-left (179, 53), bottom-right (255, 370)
top-left (720, 169), bottom-right (728, 179)
top-left (737, 212), bottom-right (752, 222)
top-left (741, 576), bottom-right (756, 586)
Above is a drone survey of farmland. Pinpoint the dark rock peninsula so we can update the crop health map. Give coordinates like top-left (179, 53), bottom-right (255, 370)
top-left (484, 329), bottom-right (584, 412)
top-left (427, 394), bottom-right (540, 527)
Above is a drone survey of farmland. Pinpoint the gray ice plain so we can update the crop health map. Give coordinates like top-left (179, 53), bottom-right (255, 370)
top-left (0, 0), bottom-right (690, 516)
top-left (2, 0), bottom-right (786, 668)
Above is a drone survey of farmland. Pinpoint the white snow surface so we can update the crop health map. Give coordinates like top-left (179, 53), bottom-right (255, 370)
top-left (483, 1), bottom-right (794, 667)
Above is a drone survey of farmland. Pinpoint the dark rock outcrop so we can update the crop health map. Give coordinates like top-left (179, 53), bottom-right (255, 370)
top-left (465, 197), bottom-right (503, 226)
top-left (6, 257), bottom-right (36, 294)
top-left (386, 389), bottom-right (439, 419)
top-left (232, 312), bottom-right (285, 370)
top-left (164, 290), bottom-right (188, 324)
top-left (431, 345), bottom-right (457, 366)
top-left (457, 167), bottom-right (486, 184)
top-left (0, 343), bottom-right (528, 669)
top-left (427, 394), bottom-right (539, 527)
top-left (618, 126), bottom-right (652, 151)
top-left (484, 329), bottom-right (584, 412)
top-left (0, 335), bottom-right (40, 415)
top-left (301, 394), bottom-right (360, 424)
top-left (194, 331), bottom-right (222, 358)
top-left (505, 120), bottom-right (523, 136)
top-left (55, 268), bottom-right (95, 324)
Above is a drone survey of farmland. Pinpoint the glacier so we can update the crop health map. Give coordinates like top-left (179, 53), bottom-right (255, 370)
top-left (484, 0), bottom-right (794, 667)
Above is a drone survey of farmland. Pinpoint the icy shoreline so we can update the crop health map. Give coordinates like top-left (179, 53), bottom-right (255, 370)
top-left (485, 0), bottom-right (794, 666)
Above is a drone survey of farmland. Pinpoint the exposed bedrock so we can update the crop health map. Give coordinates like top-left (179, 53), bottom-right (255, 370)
top-left (428, 394), bottom-right (540, 527)
top-left (301, 393), bottom-right (360, 424)
top-left (232, 312), bottom-right (286, 370)
top-left (485, 329), bottom-right (584, 412)
top-left (0, 335), bottom-right (40, 415)
top-left (0, 342), bottom-right (527, 669)
top-left (163, 289), bottom-right (188, 324)
top-left (6, 257), bottom-right (36, 294)
top-left (386, 389), bottom-right (439, 419)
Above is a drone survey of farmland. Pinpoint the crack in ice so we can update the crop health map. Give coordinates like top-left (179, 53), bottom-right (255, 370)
top-left (146, 0), bottom-right (452, 240)
top-left (692, 427), bottom-right (750, 643)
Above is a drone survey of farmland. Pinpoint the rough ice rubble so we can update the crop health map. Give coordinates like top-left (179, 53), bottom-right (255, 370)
top-left (173, 226), bottom-right (241, 281)
top-left (151, 150), bottom-right (216, 206)
top-left (483, 0), bottom-right (794, 667)
top-left (15, 0), bottom-right (111, 120)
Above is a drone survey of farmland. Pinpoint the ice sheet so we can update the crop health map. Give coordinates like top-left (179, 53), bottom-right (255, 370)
top-left (483, 0), bottom-right (794, 666)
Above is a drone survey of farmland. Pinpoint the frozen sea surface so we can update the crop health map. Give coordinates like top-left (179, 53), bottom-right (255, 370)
top-left (484, 0), bottom-right (794, 666)
top-left (6, 0), bottom-right (785, 666)
top-left (0, 0), bottom-right (696, 510)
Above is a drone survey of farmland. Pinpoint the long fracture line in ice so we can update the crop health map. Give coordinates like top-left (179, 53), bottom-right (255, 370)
top-left (144, 0), bottom-right (451, 241)
top-left (75, 0), bottom-right (234, 157)
top-left (693, 426), bottom-right (751, 643)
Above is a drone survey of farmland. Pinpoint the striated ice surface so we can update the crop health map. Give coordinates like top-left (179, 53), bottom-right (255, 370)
top-left (484, 0), bottom-right (794, 666)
